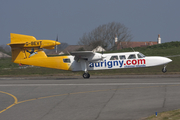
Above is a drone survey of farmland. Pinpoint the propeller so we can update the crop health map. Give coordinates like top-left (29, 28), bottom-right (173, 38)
top-left (55, 35), bottom-right (58, 53)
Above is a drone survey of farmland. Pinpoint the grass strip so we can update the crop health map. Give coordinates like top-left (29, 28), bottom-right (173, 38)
top-left (144, 109), bottom-right (180, 120)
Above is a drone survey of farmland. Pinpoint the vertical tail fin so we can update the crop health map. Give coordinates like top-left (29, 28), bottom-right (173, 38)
top-left (7, 33), bottom-right (69, 70)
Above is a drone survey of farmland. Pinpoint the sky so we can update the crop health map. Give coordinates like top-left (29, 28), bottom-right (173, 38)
top-left (1, 0), bottom-right (180, 46)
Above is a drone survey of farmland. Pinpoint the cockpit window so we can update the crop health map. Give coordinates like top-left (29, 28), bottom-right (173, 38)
top-left (110, 56), bottom-right (118, 60)
top-left (63, 59), bottom-right (71, 63)
top-left (138, 53), bottom-right (145, 58)
top-left (119, 55), bottom-right (126, 60)
top-left (128, 54), bottom-right (136, 59)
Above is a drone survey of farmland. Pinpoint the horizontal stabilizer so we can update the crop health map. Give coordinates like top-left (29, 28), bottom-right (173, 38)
top-left (7, 42), bottom-right (26, 45)
top-left (7, 33), bottom-right (60, 49)
top-left (9, 33), bottom-right (36, 44)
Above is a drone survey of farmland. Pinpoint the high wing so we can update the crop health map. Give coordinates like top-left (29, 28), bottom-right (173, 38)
top-left (70, 51), bottom-right (105, 62)
top-left (70, 51), bottom-right (94, 61)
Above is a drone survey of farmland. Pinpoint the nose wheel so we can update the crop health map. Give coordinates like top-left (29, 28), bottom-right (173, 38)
top-left (162, 65), bottom-right (167, 73)
top-left (83, 73), bottom-right (90, 79)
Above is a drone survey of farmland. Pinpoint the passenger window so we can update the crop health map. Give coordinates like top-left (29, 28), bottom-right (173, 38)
top-left (110, 56), bottom-right (118, 60)
top-left (119, 55), bottom-right (126, 60)
top-left (128, 54), bottom-right (136, 59)
top-left (63, 59), bottom-right (71, 63)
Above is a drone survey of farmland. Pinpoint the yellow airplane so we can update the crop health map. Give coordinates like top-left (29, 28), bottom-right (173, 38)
top-left (8, 33), bottom-right (172, 78)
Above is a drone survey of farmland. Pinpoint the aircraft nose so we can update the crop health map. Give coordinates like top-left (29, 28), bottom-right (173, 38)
top-left (164, 57), bottom-right (172, 64)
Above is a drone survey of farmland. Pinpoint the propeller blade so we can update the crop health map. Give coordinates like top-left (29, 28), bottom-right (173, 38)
top-left (55, 35), bottom-right (58, 53)
top-left (56, 35), bottom-right (58, 41)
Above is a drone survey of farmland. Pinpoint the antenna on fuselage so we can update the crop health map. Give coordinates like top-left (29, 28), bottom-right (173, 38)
top-left (131, 47), bottom-right (135, 52)
top-left (67, 51), bottom-right (70, 55)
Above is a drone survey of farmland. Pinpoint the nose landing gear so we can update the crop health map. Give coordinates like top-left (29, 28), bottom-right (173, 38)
top-left (162, 65), bottom-right (167, 73)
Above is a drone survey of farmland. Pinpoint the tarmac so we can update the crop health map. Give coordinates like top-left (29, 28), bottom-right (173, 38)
top-left (0, 75), bottom-right (180, 120)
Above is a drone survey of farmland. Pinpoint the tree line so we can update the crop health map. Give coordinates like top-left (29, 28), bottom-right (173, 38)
top-left (1, 22), bottom-right (132, 55)
top-left (78, 22), bottom-right (132, 51)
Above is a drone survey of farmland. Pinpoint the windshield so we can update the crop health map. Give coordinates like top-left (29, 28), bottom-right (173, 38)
top-left (138, 53), bottom-right (145, 58)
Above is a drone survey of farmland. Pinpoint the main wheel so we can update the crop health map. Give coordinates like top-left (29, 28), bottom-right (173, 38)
top-left (83, 73), bottom-right (90, 79)
top-left (162, 68), bottom-right (167, 73)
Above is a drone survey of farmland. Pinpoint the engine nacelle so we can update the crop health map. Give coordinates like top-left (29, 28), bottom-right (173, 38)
top-left (39, 40), bottom-right (60, 49)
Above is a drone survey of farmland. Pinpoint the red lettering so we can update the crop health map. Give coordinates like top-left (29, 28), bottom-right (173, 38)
top-left (126, 60), bottom-right (131, 65)
top-left (138, 59), bottom-right (146, 64)
top-left (125, 59), bottom-right (146, 66)
top-left (132, 60), bottom-right (137, 65)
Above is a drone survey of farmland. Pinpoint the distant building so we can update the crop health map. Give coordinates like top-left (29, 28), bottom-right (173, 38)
top-left (92, 46), bottom-right (106, 52)
top-left (157, 34), bottom-right (161, 44)
top-left (115, 34), bottom-right (161, 50)
top-left (116, 41), bottom-right (158, 50)
top-left (59, 45), bottom-right (87, 55)
top-left (0, 52), bottom-right (11, 58)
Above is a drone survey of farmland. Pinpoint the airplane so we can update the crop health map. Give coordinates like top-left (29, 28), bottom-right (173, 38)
top-left (7, 33), bottom-right (172, 78)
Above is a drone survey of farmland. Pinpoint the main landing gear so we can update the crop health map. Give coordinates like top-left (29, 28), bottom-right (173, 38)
top-left (83, 72), bottom-right (90, 79)
top-left (162, 65), bottom-right (167, 73)
top-left (81, 60), bottom-right (90, 79)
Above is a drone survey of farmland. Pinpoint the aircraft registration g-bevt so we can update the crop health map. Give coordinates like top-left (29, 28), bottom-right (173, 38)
top-left (8, 33), bottom-right (172, 78)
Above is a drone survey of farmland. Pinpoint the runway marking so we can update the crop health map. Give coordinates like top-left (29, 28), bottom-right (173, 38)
top-left (0, 84), bottom-right (180, 114)
top-left (1, 83), bottom-right (180, 86)
top-left (17, 93), bottom-right (69, 104)
top-left (0, 91), bottom-right (18, 114)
